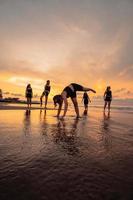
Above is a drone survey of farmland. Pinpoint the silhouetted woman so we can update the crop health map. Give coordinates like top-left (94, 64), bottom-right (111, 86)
top-left (40, 80), bottom-right (51, 108)
top-left (53, 83), bottom-right (96, 118)
top-left (0, 89), bottom-right (3, 99)
top-left (53, 94), bottom-right (63, 116)
top-left (25, 84), bottom-right (33, 108)
top-left (104, 86), bottom-right (112, 112)
top-left (82, 91), bottom-right (91, 114)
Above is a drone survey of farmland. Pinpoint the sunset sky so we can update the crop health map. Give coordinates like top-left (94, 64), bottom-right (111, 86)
top-left (0, 0), bottom-right (133, 99)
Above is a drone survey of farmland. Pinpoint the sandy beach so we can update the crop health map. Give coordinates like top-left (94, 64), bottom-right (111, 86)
top-left (0, 104), bottom-right (133, 200)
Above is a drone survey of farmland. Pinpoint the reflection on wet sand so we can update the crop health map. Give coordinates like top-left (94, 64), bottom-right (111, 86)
top-left (52, 118), bottom-right (80, 155)
top-left (0, 109), bottom-right (133, 200)
top-left (23, 109), bottom-right (31, 136)
top-left (103, 111), bottom-right (111, 132)
top-left (40, 109), bottom-right (47, 118)
top-left (99, 111), bottom-right (112, 152)
top-left (39, 109), bottom-right (49, 137)
top-left (37, 110), bottom-right (81, 155)
top-left (53, 118), bottom-right (79, 141)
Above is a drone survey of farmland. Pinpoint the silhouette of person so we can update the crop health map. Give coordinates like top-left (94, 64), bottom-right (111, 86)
top-left (82, 92), bottom-right (91, 115)
top-left (25, 84), bottom-right (33, 108)
top-left (52, 118), bottom-right (80, 155)
top-left (40, 80), bottom-right (51, 109)
top-left (53, 83), bottom-right (96, 118)
top-left (103, 86), bottom-right (112, 113)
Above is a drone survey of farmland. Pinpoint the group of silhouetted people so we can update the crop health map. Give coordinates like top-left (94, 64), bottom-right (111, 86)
top-left (25, 80), bottom-right (51, 109)
top-left (25, 81), bottom-right (112, 118)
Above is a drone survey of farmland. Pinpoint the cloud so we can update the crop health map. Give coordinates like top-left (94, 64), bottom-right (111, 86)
top-left (3, 92), bottom-right (10, 95)
top-left (3, 91), bottom-right (23, 97)
top-left (0, 0), bottom-right (133, 97)
top-left (113, 88), bottom-right (133, 98)
top-left (114, 88), bottom-right (126, 93)
top-left (8, 76), bottom-right (44, 90)
top-left (118, 65), bottom-right (133, 79)
top-left (10, 93), bottom-right (23, 97)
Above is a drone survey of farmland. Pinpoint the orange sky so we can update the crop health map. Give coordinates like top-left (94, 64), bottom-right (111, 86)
top-left (0, 0), bottom-right (133, 100)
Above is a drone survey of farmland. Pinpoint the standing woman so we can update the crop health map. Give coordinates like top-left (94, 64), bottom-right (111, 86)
top-left (25, 84), bottom-right (33, 108)
top-left (82, 92), bottom-right (91, 114)
top-left (40, 80), bottom-right (51, 108)
top-left (104, 86), bottom-right (112, 112)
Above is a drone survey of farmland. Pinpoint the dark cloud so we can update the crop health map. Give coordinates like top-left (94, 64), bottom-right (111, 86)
top-left (10, 93), bottom-right (23, 97)
top-left (3, 91), bottom-right (23, 97)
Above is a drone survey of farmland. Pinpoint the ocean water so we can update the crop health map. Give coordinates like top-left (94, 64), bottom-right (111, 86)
top-left (89, 99), bottom-right (133, 111)
top-left (0, 106), bottom-right (133, 200)
top-left (1, 99), bottom-right (133, 112)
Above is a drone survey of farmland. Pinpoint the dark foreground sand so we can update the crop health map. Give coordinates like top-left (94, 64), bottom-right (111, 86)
top-left (0, 107), bottom-right (133, 200)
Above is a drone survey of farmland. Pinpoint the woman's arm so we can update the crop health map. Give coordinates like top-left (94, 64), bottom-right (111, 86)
top-left (103, 91), bottom-right (106, 99)
top-left (61, 91), bottom-right (68, 117)
top-left (83, 87), bottom-right (96, 93)
top-left (57, 103), bottom-right (63, 117)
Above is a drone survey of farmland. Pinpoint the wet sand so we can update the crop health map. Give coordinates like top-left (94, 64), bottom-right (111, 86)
top-left (0, 108), bottom-right (133, 200)
top-left (0, 103), bottom-right (56, 110)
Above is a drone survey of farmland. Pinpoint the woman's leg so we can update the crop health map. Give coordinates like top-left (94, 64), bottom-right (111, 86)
top-left (40, 93), bottom-right (44, 107)
top-left (27, 98), bottom-right (30, 108)
top-left (104, 101), bottom-right (107, 110)
top-left (83, 87), bottom-right (96, 93)
top-left (108, 101), bottom-right (111, 111)
top-left (85, 104), bottom-right (88, 111)
top-left (71, 97), bottom-right (80, 117)
top-left (45, 96), bottom-right (48, 108)
top-left (29, 98), bottom-right (32, 107)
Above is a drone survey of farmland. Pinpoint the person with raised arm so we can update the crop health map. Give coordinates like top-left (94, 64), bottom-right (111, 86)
top-left (40, 80), bottom-right (51, 109)
top-left (53, 83), bottom-right (96, 118)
